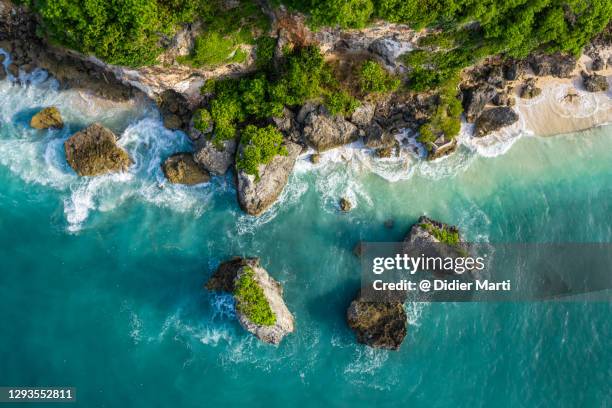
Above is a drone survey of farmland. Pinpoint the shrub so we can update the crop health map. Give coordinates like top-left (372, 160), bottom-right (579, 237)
top-left (421, 223), bottom-right (460, 246)
top-left (417, 76), bottom-right (462, 149)
top-left (234, 267), bottom-right (276, 326)
top-left (193, 108), bottom-right (212, 133)
top-left (255, 36), bottom-right (277, 71)
top-left (236, 125), bottom-right (287, 180)
top-left (324, 90), bottom-right (360, 116)
top-left (358, 60), bottom-right (400, 94)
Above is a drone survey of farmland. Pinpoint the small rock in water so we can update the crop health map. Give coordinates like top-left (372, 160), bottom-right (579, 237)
top-left (30, 107), bottom-right (64, 130)
top-left (384, 219), bottom-right (394, 229)
top-left (310, 153), bottom-right (320, 164)
top-left (474, 107), bottom-right (519, 137)
top-left (339, 198), bottom-right (352, 212)
top-left (352, 241), bottom-right (364, 257)
top-left (162, 153), bottom-right (210, 185)
top-left (7, 63), bottom-right (19, 77)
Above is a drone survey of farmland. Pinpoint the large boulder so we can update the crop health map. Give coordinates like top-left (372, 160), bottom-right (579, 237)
top-left (206, 257), bottom-right (295, 345)
top-left (236, 140), bottom-right (302, 216)
top-left (302, 106), bottom-right (359, 151)
top-left (350, 102), bottom-right (375, 127)
top-left (528, 53), bottom-right (577, 78)
top-left (404, 216), bottom-right (463, 246)
top-left (461, 84), bottom-right (497, 123)
top-left (347, 292), bottom-right (407, 350)
top-left (64, 124), bottom-right (131, 176)
top-left (474, 107), bottom-right (518, 137)
top-left (30, 107), bottom-right (64, 130)
top-left (520, 78), bottom-right (542, 99)
top-left (581, 71), bottom-right (609, 93)
top-left (193, 137), bottom-right (237, 175)
top-left (162, 153), bottom-right (210, 185)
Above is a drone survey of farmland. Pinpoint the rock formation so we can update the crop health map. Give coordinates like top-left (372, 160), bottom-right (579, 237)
top-left (162, 153), bottom-right (210, 185)
top-left (64, 124), bottom-right (131, 176)
top-left (236, 140), bottom-right (302, 216)
top-left (30, 107), bottom-right (63, 129)
top-left (346, 291), bottom-right (407, 350)
top-left (581, 71), bottom-right (609, 93)
top-left (206, 257), bottom-right (294, 345)
top-left (301, 105), bottom-right (359, 151)
top-left (474, 107), bottom-right (519, 137)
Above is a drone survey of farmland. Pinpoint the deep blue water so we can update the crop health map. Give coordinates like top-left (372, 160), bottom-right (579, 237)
top-left (0, 58), bottom-right (611, 407)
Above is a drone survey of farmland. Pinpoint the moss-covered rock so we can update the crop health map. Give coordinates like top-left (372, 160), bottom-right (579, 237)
top-left (162, 153), bottom-right (210, 185)
top-left (347, 292), bottom-right (407, 350)
top-left (30, 107), bottom-right (64, 130)
top-left (64, 123), bottom-right (131, 176)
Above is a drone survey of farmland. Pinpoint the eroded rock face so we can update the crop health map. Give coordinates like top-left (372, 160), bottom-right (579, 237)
top-left (193, 138), bottom-right (237, 175)
top-left (529, 53), bottom-right (577, 78)
top-left (30, 107), bottom-right (63, 130)
top-left (347, 292), bottom-right (407, 350)
top-left (350, 102), bottom-right (375, 127)
top-left (582, 71), bottom-right (609, 92)
top-left (236, 141), bottom-right (303, 216)
top-left (64, 124), bottom-right (131, 176)
top-left (301, 106), bottom-right (358, 151)
top-left (206, 257), bottom-right (294, 345)
top-left (462, 84), bottom-right (497, 123)
top-left (159, 90), bottom-right (192, 131)
top-left (162, 153), bottom-right (210, 185)
top-left (474, 107), bottom-right (518, 137)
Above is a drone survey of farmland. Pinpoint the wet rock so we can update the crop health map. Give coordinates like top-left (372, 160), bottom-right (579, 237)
top-left (158, 90), bottom-right (191, 131)
top-left (581, 71), bottom-right (609, 92)
top-left (30, 107), bottom-right (63, 130)
top-left (0, 65), bottom-right (5, 80)
top-left (339, 197), bottom-right (352, 212)
top-left (206, 257), bottom-right (295, 345)
top-left (428, 138), bottom-right (458, 161)
top-left (520, 78), bottom-right (542, 99)
top-left (461, 84), bottom-right (497, 122)
top-left (162, 153), bottom-right (210, 185)
top-left (404, 215), bottom-right (463, 246)
top-left (353, 241), bottom-right (364, 257)
top-left (474, 107), bottom-right (519, 137)
top-left (363, 123), bottom-right (396, 150)
top-left (591, 55), bottom-right (605, 71)
top-left (347, 292), bottom-right (407, 350)
top-left (193, 138), bottom-right (237, 175)
top-left (310, 153), bottom-right (320, 164)
top-left (302, 106), bottom-right (358, 151)
top-left (7, 62), bottom-right (18, 77)
top-left (64, 124), bottom-right (131, 176)
top-left (529, 53), bottom-right (577, 78)
top-left (237, 141), bottom-right (302, 216)
top-left (503, 59), bottom-right (524, 81)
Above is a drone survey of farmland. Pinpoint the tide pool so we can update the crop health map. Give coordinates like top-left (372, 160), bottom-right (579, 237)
top-left (0, 65), bottom-right (611, 407)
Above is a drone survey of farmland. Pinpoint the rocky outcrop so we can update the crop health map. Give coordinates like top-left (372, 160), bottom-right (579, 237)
top-left (581, 71), bottom-right (609, 92)
top-left (528, 53), bottom-right (577, 78)
top-left (350, 102), bottom-right (375, 127)
top-left (428, 138), bottom-right (458, 160)
top-left (158, 90), bottom-right (192, 131)
top-left (339, 197), bottom-right (352, 212)
top-left (591, 55), bottom-right (605, 71)
top-left (193, 138), bottom-right (237, 175)
top-left (461, 84), bottom-right (497, 122)
top-left (236, 140), bottom-right (302, 216)
top-left (206, 257), bottom-right (294, 345)
top-left (162, 153), bottom-right (210, 185)
top-left (346, 291), bottom-right (407, 350)
top-left (301, 105), bottom-right (358, 151)
top-left (64, 124), bottom-right (131, 176)
top-left (474, 107), bottom-right (518, 137)
top-left (30, 107), bottom-right (63, 129)
top-left (492, 91), bottom-right (515, 107)
top-left (519, 78), bottom-right (542, 99)
top-left (404, 215), bottom-right (462, 246)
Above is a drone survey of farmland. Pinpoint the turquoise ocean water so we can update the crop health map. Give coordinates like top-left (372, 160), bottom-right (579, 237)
top-left (0, 56), bottom-right (611, 407)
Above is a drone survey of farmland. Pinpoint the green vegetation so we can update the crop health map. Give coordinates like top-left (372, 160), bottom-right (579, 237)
top-left (192, 108), bottom-right (212, 133)
top-left (234, 267), bottom-right (276, 326)
top-left (24, 0), bottom-right (203, 66)
top-left (417, 76), bottom-right (462, 149)
top-left (236, 125), bottom-right (287, 180)
top-left (325, 90), bottom-right (360, 116)
top-left (358, 60), bottom-right (400, 94)
top-left (179, 0), bottom-right (270, 68)
top-left (421, 223), bottom-right (460, 246)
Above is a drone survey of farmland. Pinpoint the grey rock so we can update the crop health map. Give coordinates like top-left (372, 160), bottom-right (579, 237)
top-left (591, 55), bottom-right (605, 71)
top-left (520, 78), bottom-right (542, 99)
top-left (474, 107), bottom-right (519, 137)
top-left (462, 84), bottom-right (497, 123)
top-left (237, 141), bottom-right (302, 216)
top-left (529, 53), bottom-right (576, 78)
top-left (350, 102), bottom-right (375, 127)
top-left (193, 138), bottom-right (237, 175)
top-left (302, 106), bottom-right (358, 151)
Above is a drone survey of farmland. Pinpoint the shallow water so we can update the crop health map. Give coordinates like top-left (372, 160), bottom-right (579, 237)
top-left (0, 60), bottom-right (611, 407)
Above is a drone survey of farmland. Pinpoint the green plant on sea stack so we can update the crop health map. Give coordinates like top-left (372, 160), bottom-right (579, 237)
top-left (234, 267), bottom-right (276, 326)
top-left (421, 223), bottom-right (460, 246)
top-left (236, 124), bottom-right (287, 181)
